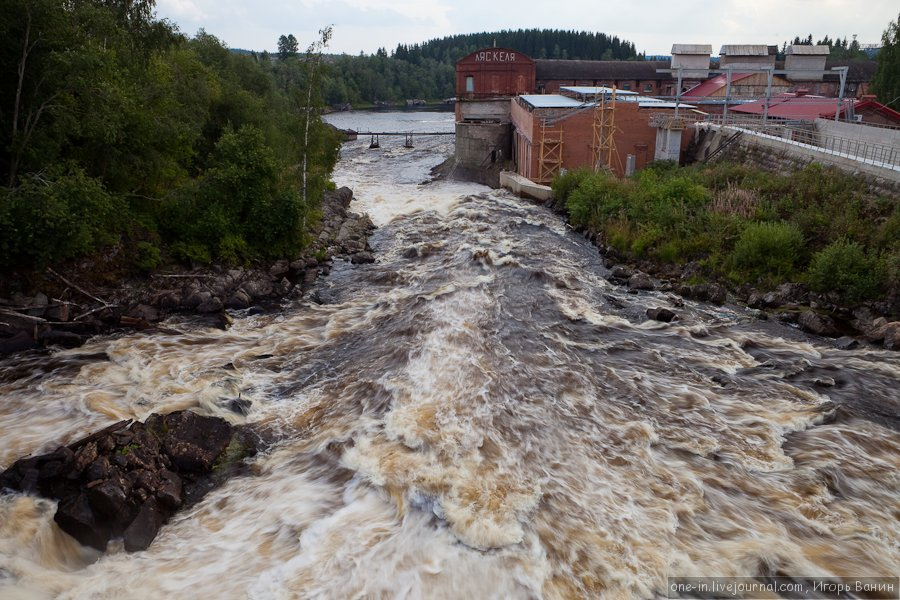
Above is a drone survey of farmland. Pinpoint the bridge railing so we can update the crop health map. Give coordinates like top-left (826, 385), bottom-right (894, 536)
top-left (685, 114), bottom-right (900, 169)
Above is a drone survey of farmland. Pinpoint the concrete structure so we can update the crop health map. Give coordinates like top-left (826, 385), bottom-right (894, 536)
top-left (719, 45), bottom-right (776, 70)
top-left (499, 171), bottom-right (552, 201)
top-left (455, 121), bottom-right (511, 168)
top-left (693, 123), bottom-right (900, 192)
top-left (785, 45), bottom-right (830, 80)
top-left (671, 44), bottom-right (712, 78)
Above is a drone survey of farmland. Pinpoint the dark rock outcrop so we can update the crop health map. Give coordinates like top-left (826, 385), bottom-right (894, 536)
top-left (647, 307), bottom-right (678, 323)
top-left (0, 411), bottom-right (257, 552)
top-left (798, 311), bottom-right (841, 338)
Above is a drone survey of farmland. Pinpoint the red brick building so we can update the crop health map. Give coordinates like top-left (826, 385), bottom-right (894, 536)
top-left (510, 92), bottom-right (696, 181)
top-left (455, 48), bottom-right (536, 100)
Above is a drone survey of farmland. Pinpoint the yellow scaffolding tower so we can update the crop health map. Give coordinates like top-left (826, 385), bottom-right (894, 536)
top-left (538, 120), bottom-right (563, 184)
top-left (592, 88), bottom-right (621, 175)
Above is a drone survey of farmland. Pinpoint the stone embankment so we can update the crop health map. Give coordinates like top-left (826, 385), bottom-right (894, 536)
top-left (0, 187), bottom-right (375, 354)
top-left (568, 218), bottom-right (900, 351)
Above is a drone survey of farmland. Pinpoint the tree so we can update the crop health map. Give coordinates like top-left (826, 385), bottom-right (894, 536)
top-left (872, 13), bottom-right (900, 105)
top-left (277, 34), bottom-right (298, 60)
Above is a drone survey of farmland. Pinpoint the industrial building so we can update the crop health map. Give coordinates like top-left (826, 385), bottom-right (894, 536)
top-left (453, 43), bottom-right (881, 186)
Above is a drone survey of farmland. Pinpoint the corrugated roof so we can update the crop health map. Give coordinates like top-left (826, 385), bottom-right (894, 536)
top-left (720, 45), bottom-right (769, 56)
top-left (535, 60), bottom-right (671, 80)
top-left (786, 45), bottom-right (830, 56)
top-left (520, 95), bottom-right (585, 108)
top-left (560, 86), bottom-right (639, 96)
top-left (681, 72), bottom-right (756, 97)
top-left (638, 101), bottom-right (697, 109)
top-left (672, 44), bottom-right (712, 55)
top-left (854, 99), bottom-right (900, 123)
top-left (730, 94), bottom-right (852, 120)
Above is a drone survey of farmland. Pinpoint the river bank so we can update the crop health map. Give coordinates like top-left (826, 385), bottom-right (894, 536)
top-left (509, 162), bottom-right (900, 350)
top-left (0, 187), bottom-right (375, 355)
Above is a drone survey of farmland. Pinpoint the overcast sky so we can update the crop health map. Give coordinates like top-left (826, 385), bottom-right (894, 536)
top-left (155, 0), bottom-right (897, 57)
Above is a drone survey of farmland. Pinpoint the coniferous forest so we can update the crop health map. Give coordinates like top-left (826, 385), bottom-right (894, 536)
top-left (0, 0), bottom-right (341, 275)
top-left (316, 29), bottom-right (641, 105)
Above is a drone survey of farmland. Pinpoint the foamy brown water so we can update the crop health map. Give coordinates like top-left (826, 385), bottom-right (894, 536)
top-left (0, 112), bottom-right (897, 599)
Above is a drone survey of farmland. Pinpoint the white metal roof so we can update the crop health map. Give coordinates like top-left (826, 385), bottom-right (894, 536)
top-left (786, 45), bottom-right (830, 55)
top-left (720, 45), bottom-right (769, 56)
top-left (560, 86), bottom-right (639, 96)
top-left (520, 95), bottom-right (585, 108)
top-left (672, 44), bottom-right (713, 55)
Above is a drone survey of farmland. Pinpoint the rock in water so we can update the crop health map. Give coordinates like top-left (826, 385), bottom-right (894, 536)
top-left (647, 307), bottom-right (678, 323)
top-left (0, 411), bottom-right (257, 552)
top-left (798, 311), bottom-right (841, 338)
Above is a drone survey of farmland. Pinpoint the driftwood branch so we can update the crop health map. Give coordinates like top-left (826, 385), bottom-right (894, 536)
top-left (150, 274), bottom-right (218, 280)
top-left (46, 267), bottom-right (111, 307)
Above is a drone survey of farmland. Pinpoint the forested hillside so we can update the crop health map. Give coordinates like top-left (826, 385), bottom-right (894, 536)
top-left (316, 29), bottom-right (641, 105)
top-left (0, 0), bottom-right (341, 277)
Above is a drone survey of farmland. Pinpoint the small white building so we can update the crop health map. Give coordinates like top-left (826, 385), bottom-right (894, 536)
top-left (671, 44), bottom-right (713, 79)
top-left (719, 45), bottom-right (776, 70)
top-left (785, 45), bottom-right (830, 81)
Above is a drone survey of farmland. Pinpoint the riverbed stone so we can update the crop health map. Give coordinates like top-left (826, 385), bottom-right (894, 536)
top-left (628, 272), bottom-right (654, 291)
top-left (798, 311), bottom-right (841, 338)
top-left (647, 307), bottom-right (677, 323)
top-left (0, 410), bottom-right (256, 553)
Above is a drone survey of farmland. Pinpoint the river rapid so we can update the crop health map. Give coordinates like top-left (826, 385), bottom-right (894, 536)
top-left (0, 111), bottom-right (897, 599)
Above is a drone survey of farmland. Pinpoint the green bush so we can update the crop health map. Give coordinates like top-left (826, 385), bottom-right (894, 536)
top-left (551, 168), bottom-right (592, 209)
top-left (134, 241), bottom-right (162, 272)
top-left (0, 167), bottom-right (124, 269)
top-left (566, 173), bottom-right (630, 230)
top-left (730, 221), bottom-right (805, 283)
top-left (807, 239), bottom-right (884, 302)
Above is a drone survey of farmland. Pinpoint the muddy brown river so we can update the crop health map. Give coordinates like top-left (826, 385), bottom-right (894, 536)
top-left (0, 111), bottom-right (897, 599)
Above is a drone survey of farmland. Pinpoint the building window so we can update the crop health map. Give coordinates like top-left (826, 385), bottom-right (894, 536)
top-left (622, 83), bottom-right (631, 91)
top-left (466, 76), bottom-right (474, 93)
top-left (643, 83), bottom-right (653, 92)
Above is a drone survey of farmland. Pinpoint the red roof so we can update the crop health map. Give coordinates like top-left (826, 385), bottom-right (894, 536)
top-left (730, 94), bottom-right (852, 120)
top-left (854, 99), bottom-right (900, 124)
top-left (682, 73), bottom-right (756, 98)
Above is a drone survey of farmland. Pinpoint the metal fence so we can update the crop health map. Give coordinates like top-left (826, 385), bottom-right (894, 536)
top-left (685, 114), bottom-right (900, 169)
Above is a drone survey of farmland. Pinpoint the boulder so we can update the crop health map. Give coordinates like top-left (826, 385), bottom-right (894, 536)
top-left (225, 289), bottom-right (252, 310)
top-left (0, 410), bottom-right (256, 553)
top-left (350, 252), bottom-right (375, 265)
top-left (647, 307), bottom-right (678, 323)
top-left (608, 265), bottom-right (633, 280)
top-left (798, 311), bottom-right (841, 338)
top-left (196, 296), bottom-right (224, 314)
top-left (627, 272), bottom-right (655, 291)
top-left (868, 321), bottom-right (900, 350)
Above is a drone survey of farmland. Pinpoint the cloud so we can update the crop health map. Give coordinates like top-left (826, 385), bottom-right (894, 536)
top-left (154, 0), bottom-right (900, 55)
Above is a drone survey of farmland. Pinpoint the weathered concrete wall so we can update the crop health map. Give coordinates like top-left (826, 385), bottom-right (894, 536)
top-left (693, 124), bottom-right (900, 196)
top-left (500, 171), bottom-right (552, 201)
top-left (456, 99), bottom-right (513, 123)
top-left (815, 118), bottom-right (900, 164)
top-left (455, 122), bottom-right (512, 170)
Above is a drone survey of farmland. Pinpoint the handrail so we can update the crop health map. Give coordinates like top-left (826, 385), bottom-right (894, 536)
top-left (685, 114), bottom-right (900, 169)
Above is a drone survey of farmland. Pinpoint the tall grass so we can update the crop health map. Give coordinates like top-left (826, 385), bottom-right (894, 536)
top-left (557, 162), bottom-right (898, 306)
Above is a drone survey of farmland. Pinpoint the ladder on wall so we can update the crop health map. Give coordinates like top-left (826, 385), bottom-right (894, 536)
top-left (538, 121), bottom-right (563, 184)
top-left (592, 88), bottom-right (621, 175)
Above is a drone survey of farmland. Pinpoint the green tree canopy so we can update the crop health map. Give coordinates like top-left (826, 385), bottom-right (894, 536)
top-left (872, 13), bottom-right (900, 105)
